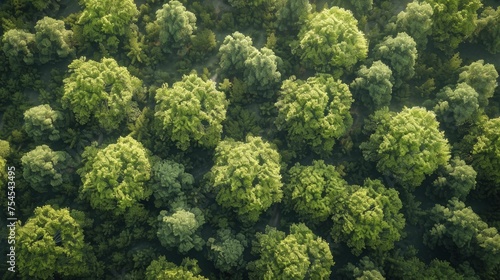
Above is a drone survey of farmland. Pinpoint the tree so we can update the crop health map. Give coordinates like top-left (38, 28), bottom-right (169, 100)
top-left (332, 179), bottom-right (405, 255)
top-left (431, 157), bottom-right (477, 200)
top-left (361, 107), bottom-right (451, 187)
top-left (21, 145), bottom-right (71, 193)
top-left (218, 32), bottom-right (255, 77)
top-left (344, 257), bottom-right (385, 280)
top-left (23, 104), bottom-right (63, 142)
top-left (284, 160), bottom-right (349, 223)
top-left (350, 60), bottom-right (393, 110)
top-left (396, 1), bottom-right (434, 49)
top-left (433, 83), bottom-right (480, 126)
top-left (79, 136), bottom-right (151, 214)
top-left (475, 7), bottom-right (500, 54)
top-left (0, 140), bottom-right (9, 188)
top-left (34, 17), bottom-right (74, 64)
top-left (275, 74), bottom-right (353, 154)
top-left (77, 0), bottom-right (139, 44)
top-left (157, 207), bottom-right (205, 254)
top-left (18, 205), bottom-right (91, 279)
top-left (292, 6), bottom-right (368, 73)
top-left (424, 0), bottom-right (482, 50)
top-left (155, 1), bottom-right (196, 52)
top-left (276, 0), bottom-right (312, 32)
top-left (146, 256), bottom-right (207, 280)
top-left (248, 223), bottom-right (334, 279)
top-left (206, 229), bottom-right (248, 272)
top-left (457, 60), bottom-right (498, 107)
top-left (243, 47), bottom-right (282, 91)
top-left (62, 57), bottom-right (142, 131)
top-left (210, 136), bottom-right (283, 223)
top-left (2, 29), bottom-right (35, 67)
top-left (150, 159), bottom-right (194, 208)
top-left (373, 33), bottom-right (417, 87)
top-left (471, 117), bottom-right (500, 185)
top-left (154, 73), bottom-right (228, 151)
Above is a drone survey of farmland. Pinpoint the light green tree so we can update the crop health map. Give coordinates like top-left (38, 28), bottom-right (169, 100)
top-left (424, 0), bottom-right (482, 50)
top-left (244, 47), bottom-right (282, 91)
top-left (206, 229), bottom-right (248, 272)
top-left (275, 74), bottom-right (353, 154)
top-left (155, 1), bottom-right (196, 52)
top-left (210, 136), bottom-right (283, 223)
top-left (332, 179), bottom-right (405, 255)
top-left (248, 223), bottom-right (334, 279)
top-left (146, 256), bottom-right (207, 280)
top-left (433, 83), bottom-right (480, 126)
top-left (18, 205), bottom-right (91, 279)
top-left (284, 160), bottom-right (349, 223)
top-left (2, 29), bottom-right (35, 67)
top-left (218, 32), bottom-right (255, 77)
top-left (431, 157), bottom-right (476, 200)
top-left (157, 207), bottom-right (205, 254)
top-left (292, 6), bottom-right (368, 73)
top-left (34, 17), bottom-right (74, 64)
top-left (471, 118), bottom-right (500, 185)
top-left (374, 33), bottom-right (417, 87)
top-left (62, 57), bottom-right (142, 131)
top-left (23, 104), bottom-right (63, 142)
top-left (21, 145), bottom-right (71, 193)
top-left (350, 60), bottom-right (393, 110)
top-left (361, 107), bottom-right (451, 187)
top-left (396, 1), bottom-right (434, 49)
top-left (79, 136), bottom-right (151, 214)
top-left (457, 60), bottom-right (499, 107)
top-left (154, 73), bottom-right (228, 151)
top-left (77, 0), bottom-right (139, 43)
top-left (276, 0), bottom-right (312, 32)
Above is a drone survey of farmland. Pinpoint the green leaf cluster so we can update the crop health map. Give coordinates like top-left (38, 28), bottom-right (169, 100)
top-left (475, 7), bottom-right (500, 54)
top-left (146, 256), bottom-right (207, 280)
top-left (249, 223), bottom-right (334, 279)
top-left (210, 136), bottom-right (283, 223)
top-left (155, 1), bottom-right (196, 52)
top-left (361, 107), bottom-right (450, 187)
top-left (276, 0), bottom-right (312, 32)
top-left (396, 1), bottom-right (434, 49)
top-left (62, 57), bottom-right (142, 131)
top-left (154, 73), bottom-right (228, 150)
top-left (275, 74), bottom-right (353, 154)
top-left (23, 104), bottom-right (63, 142)
top-left (472, 117), bottom-right (500, 185)
top-left (150, 159), bottom-right (194, 208)
top-left (34, 17), bottom-right (74, 64)
top-left (434, 83), bottom-right (480, 126)
top-left (431, 157), bottom-right (476, 200)
top-left (206, 228), bottom-right (248, 272)
top-left (457, 60), bottom-right (498, 107)
top-left (2, 29), bottom-right (35, 66)
top-left (350, 60), bottom-right (393, 110)
top-left (157, 207), bottom-right (205, 254)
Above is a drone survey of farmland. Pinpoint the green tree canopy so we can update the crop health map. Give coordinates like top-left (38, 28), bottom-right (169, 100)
top-left (210, 136), bottom-right (283, 223)
top-left (155, 0), bottom-right (196, 52)
top-left (457, 60), bottom-right (498, 107)
top-left (431, 157), bottom-right (477, 200)
top-left (471, 117), bottom-right (500, 185)
top-left (350, 60), bottom-right (393, 110)
top-left (396, 1), bottom-right (434, 49)
top-left (34, 17), bottom-right (74, 64)
top-left (21, 145), bottom-right (71, 193)
top-left (433, 83), bottom-right (480, 126)
top-left (18, 205), bottom-right (91, 279)
top-left (79, 136), bottom-right (151, 214)
top-left (475, 6), bottom-right (500, 54)
top-left (62, 57), bottom-right (142, 131)
top-left (275, 74), bottom-right (353, 154)
top-left (23, 104), bottom-right (63, 142)
top-left (332, 179), bottom-right (405, 255)
top-left (292, 6), bottom-right (368, 73)
top-left (77, 0), bottom-right (139, 43)
top-left (154, 73), bottom-right (228, 151)
top-left (206, 229), bottom-right (248, 272)
top-left (284, 160), bottom-right (349, 223)
top-left (243, 47), bottom-right (282, 91)
top-left (424, 0), bottom-right (482, 50)
top-left (146, 256), bottom-right (207, 280)
top-left (157, 207), bottom-right (205, 254)
top-left (276, 0), bottom-right (312, 32)
top-left (373, 32), bottom-right (418, 87)
top-left (218, 32), bottom-right (255, 77)
top-left (248, 223), bottom-right (334, 279)
top-left (361, 107), bottom-right (451, 187)
top-left (150, 159), bottom-right (194, 208)
top-left (2, 29), bottom-right (35, 67)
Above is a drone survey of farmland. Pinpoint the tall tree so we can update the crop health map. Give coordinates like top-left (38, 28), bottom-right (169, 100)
top-left (149, 159), bottom-right (194, 208)
top-left (292, 6), bottom-right (368, 73)
top-left (457, 60), bottom-right (498, 107)
top-left (361, 107), bottom-right (451, 187)
top-left (62, 57), bottom-right (142, 131)
top-left (206, 229), bottom-right (248, 272)
top-left (23, 104), bottom-right (63, 142)
top-left (2, 29), bottom-right (35, 67)
top-left (350, 60), bottom-right (393, 110)
top-left (275, 74), bottom-right (353, 154)
top-left (34, 17), bottom-right (74, 64)
top-left (154, 73), bottom-right (228, 151)
top-left (210, 136), bottom-right (283, 223)
top-left (396, 1), bottom-right (434, 49)
top-left (431, 157), bottom-right (477, 200)
top-left (433, 83), bottom-right (480, 126)
top-left (276, 0), bottom-right (312, 32)
top-left (157, 207), bottom-right (205, 254)
top-left (155, 0), bottom-right (196, 53)
top-left (218, 32), bottom-right (255, 77)
top-left (248, 223), bottom-right (334, 279)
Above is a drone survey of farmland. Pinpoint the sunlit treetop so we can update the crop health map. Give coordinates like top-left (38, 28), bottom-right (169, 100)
top-left (2, 29), bottom-right (35, 66)
top-left (472, 117), bottom-right (500, 185)
top-left (34, 17), bottom-right (74, 64)
top-left (146, 256), bottom-right (207, 280)
top-left (155, 0), bottom-right (196, 52)
top-left (457, 60), bottom-right (499, 107)
top-left (396, 1), bottom-right (434, 49)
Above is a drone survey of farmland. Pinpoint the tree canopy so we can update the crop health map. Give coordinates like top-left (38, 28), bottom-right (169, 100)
top-left (206, 229), bottom-right (248, 272)
top-left (155, 1), bottom-right (196, 53)
top-left (350, 60), bottom-right (393, 110)
top-left (434, 83), bottom-right (480, 126)
top-left (471, 117), bottom-right (500, 185)
top-left (396, 1), bottom-right (434, 49)
top-left (146, 256), bottom-right (207, 280)
top-left (457, 60), bottom-right (499, 107)
top-left (34, 17), bottom-right (74, 64)
top-left (23, 104), bottom-right (63, 142)
top-left (157, 207), bottom-right (205, 254)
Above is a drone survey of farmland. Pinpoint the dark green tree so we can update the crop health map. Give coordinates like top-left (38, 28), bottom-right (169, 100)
top-left (157, 207), bottom-right (205, 254)
top-left (276, 0), bottom-right (312, 32)
top-left (210, 136), bottom-right (283, 223)
top-left (457, 60), bottom-right (498, 107)
top-left (206, 229), bottom-right (248, 272)
top-left (2, 29), bottom-right (35, 67)
top-left (248, 223), bottom-right (334, 279)
top-left (154, 73), bottom-right (228, 151)
top-left (23, 104), bottom-right (63, 142)
top-left (433, 83), bottom-right (480, 126)
top-left (350, 60), bottom-right (393, 110)
top-left (34, 17), bottom-right (74, 64)
top-left (275, 74), bottom-right (353, 154)
top-left (155, 0), bottom-right (196, 53)
top-left (150, 159), bottom-right (194, 208)
top-left (396, 1), bottom-right (434, 49)
top-left (475, 6), bottom-right (500, 54)
top-left (431, 157), bottom-right (477, 200)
